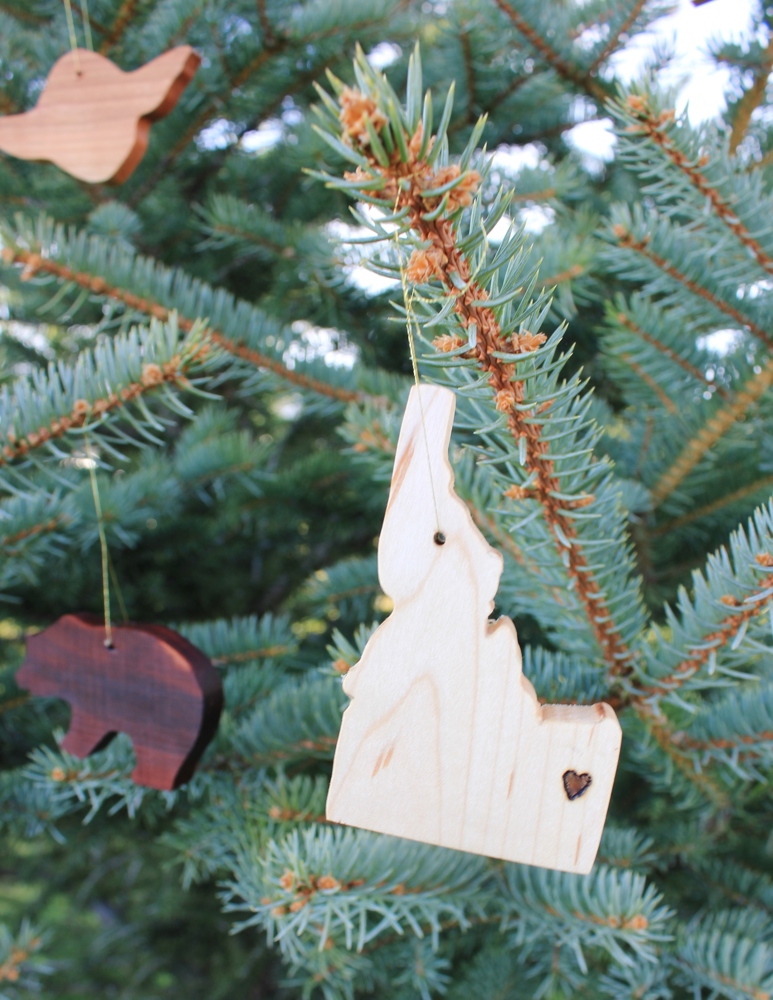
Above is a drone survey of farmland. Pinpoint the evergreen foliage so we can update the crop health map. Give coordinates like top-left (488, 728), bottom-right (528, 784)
top-left (4, 1), bottom-right (773, 997)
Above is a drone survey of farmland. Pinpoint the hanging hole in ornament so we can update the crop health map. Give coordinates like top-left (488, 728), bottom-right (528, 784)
top-left (433, 531), bottom-right (446, 546)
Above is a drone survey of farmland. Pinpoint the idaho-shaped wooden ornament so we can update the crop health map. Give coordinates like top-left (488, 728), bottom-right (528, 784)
top-left (0, 47), bottom-right (200, 184)
top-left (326, 385), bottom-right (622, 874)
top-left (17, 614), bottom-right (222, 790)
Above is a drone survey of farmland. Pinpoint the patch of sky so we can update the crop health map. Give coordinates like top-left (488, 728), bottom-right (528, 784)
top-left (738, 280), bottom-right (773, 301)
top-left (271, 394), bottom-right (304, 421)
top-left (285, 321), bottom-right (360, 371)
top-left (608, 0), bottom-right (758, 125)
top-left (241, 120), bottom-right (284, 153)
top-left (545, 0), bottom-right (761, 167)
top-left (367, 42), bottom-right (401, 69)
top-left (196, 118), bottom-right (239, 151)
top-left (326, 217), bottom-right (401, 294)
top-left (697, 329), bottom-right (744, 355)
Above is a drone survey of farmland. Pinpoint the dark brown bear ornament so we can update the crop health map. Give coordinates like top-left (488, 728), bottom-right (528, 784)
top-left (17, 614), bottom-right (223, 790)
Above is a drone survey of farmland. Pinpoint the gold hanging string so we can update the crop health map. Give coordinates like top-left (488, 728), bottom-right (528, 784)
top-left (108, 549), bottom-right (128, 624)
top-left (85, 437), bottom-right (114, 648)
top-left (392, 201), bottom-right (443, 540)
top-left (62, 0), bottom-right (82, 73)
top-left (80, 0), bottom-right (94, 51)
top-left (403, 282), bottom-right (443, 540)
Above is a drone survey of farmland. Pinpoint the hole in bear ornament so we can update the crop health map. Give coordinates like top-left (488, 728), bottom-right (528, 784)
top-left (563, 770), bottom-right (592, 800)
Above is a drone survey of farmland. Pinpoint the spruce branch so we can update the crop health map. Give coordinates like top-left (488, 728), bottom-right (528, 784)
top-left (230, 675), bottom-right (341, 766)
top-left (467, 496), bottom-right (528, 567)
top-left (256, 0), bottom-right (277, 48)
top-left (678, 683), bottom-right (773, 774)
top-left (98, 0), bottom-right (140, 52)
top-left (126, 1), bottom-right (410, 208)
top-left (523, 645), bottom-right (611, 705)
top-left (0, 492), bottom-right (76, 593)
top-left (611, 307), bottom-right (729, 399)
top-left (537, 261), bottom-right (586, 290)
top-left (620, 93), bottom-right (773, 276)
top-left (223, 825), bottom-right (489, 956)
top-left (298, 554), bottom-right (383, 622)
top-left (501, 864), bottom-right (673, 970)
top-left (630, 704), bottom-right (732, 810)
top-left (20, 736), bottom-right (159, 824)
top-left (729, 38), bottom-right (773, 154)
top-left (633, 504), bottom-right (773, 710)
top-left (2, 509), bottom-right (69, 552)
top-left (0, 412), bottom-right (273, 590)
top-left (491, 0), bottom-right (608, 102)
top-left (587, 0), bottom-right (648, 74)
top-left (179, 614), bottom-right (298, 669)
top-left (653, 477), bottom-right (773, 537)
top-left (0, 242), bottom-right (366, 406)
top-left (314, 48), bottom-right (638, 675)
top-left (696, 859), bottom-right (773, 915)
top-left (70, 1), bottom-right (107, 38)
top-left (0, 919), bottom-right (48, 997)
top-left (649, 357), bottom-right (773, 507)
top-left (460, 28), bottom-right (477, 124)
top-left (609, 225), bottom-right (773, 352)
top-left (638, 563), bottom-right (773, 699)
top-left (0, 313), bottom-right (211, 472)
top-left (0, 2), bottom-right (45, 26)
top-left (674, 909), bottom-right (773, 1000)
top-left (196, 195), bottom-right (295, 259)
top-left (0, 695), bottom-right (29, 716)
top-left (596, 826), bottom-right (657, 874)
top-left (619, 354), bottom-right (678, 414)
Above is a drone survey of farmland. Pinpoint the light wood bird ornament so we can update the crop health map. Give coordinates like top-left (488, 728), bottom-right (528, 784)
top-left (0, 47), bottom-right (200, 184)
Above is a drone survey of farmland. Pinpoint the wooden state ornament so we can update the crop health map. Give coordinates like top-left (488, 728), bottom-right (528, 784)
top-left (0, 47), bottom-right (200, 184)
top-left (17, 614), bottom-right (222, 790)
top-left (326, 385), bottom-right (622, 874)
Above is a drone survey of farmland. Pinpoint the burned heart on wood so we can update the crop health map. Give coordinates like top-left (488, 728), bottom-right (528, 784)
top-left (563, 770), bottom-right (592, 801)
top-left (16, 613), bottom-right (222, 790)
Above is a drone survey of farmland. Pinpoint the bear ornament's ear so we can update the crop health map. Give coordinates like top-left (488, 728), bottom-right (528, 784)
top-left (17, 614), bottom-right (222, 790)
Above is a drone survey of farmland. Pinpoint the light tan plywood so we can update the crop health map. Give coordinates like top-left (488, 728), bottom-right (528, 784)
top-left (0, 47), bottom-right (199, 184)
top-left (326, 385), bottom-right (621, 874)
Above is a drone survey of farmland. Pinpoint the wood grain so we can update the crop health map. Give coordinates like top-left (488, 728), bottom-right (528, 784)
top-left (326, 385), bottom-right (622, 873)
top-left (0, 47), bottom-right (200, 184)
top-left (17, 613), bottom-right (222, 790)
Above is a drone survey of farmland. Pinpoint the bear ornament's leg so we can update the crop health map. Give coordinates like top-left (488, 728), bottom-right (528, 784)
top-left (130, 740), bottom-right (191, 791)
top-left (62, 708), bottom-right (117, 758)
top-left (63, 715), bottom-right (195, 791)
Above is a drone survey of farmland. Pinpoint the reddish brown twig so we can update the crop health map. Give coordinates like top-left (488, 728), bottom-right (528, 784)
top-left (0, 246), bottom-right (363, 406)
top-left (336, 90), bottom-right (633, 673)
top-left (625, 95), bottom-right (773, 275)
